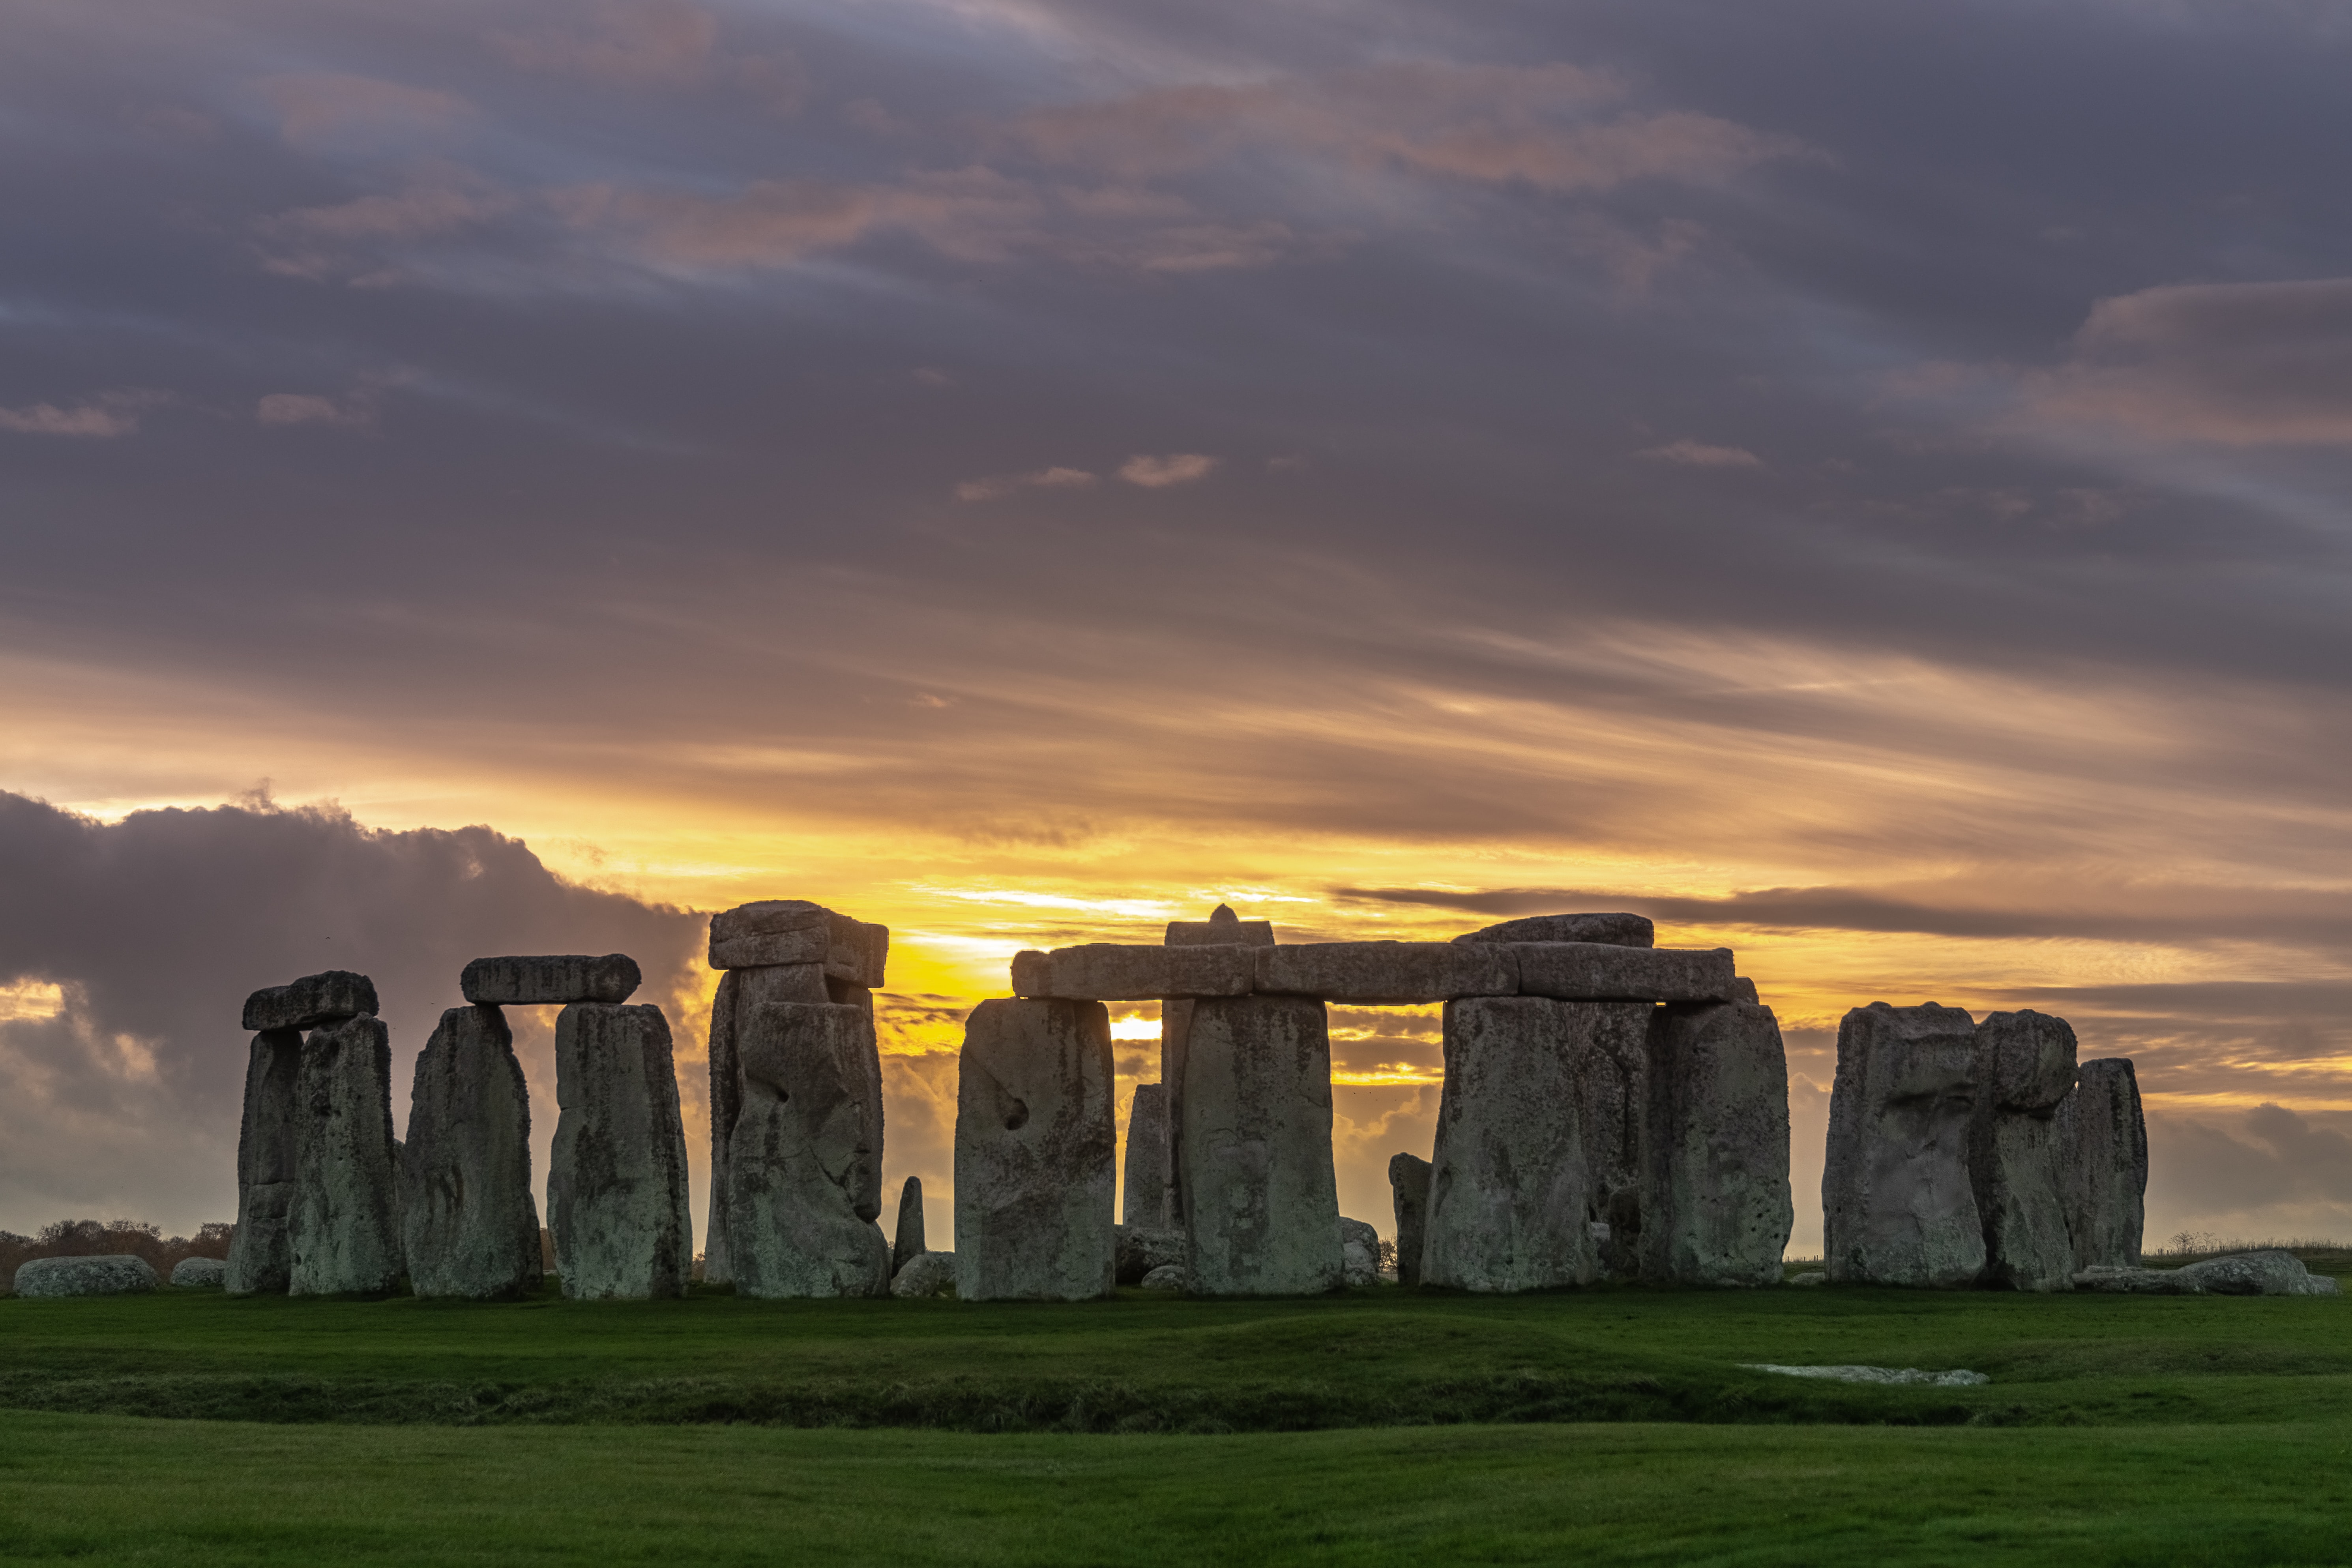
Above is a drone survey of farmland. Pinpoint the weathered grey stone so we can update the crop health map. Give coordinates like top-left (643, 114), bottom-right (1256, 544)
top-left (954, 998), bottom-right (1117, 1301)
top-left (1640, 1000), bottom-right (1794, 1287)
top-left (890, 1250), bottom-right (956, 1298)
top-left (893, 1175), bottom-right (927, 1276)
top-left (1510, 943), bottom-right (1738, 1003)
top-left (288, 1013), bottom-right (403, 1296)
top-left (1180, 995), bottom-right (1343, 1295)
top-left (171, 1256), bottom-right (227, 1288)
top-left (1730, 977), bottom-right (1760, 1004)
top-left (402, 1004), bottom-right (541, 1300)
top-left (708, 900), bottom-right (888, 985)
top-left (13, 1255), bottom-right (159, 1297)
top-left (547, 1002), bottom-right (693, 1300)
top-left (242, 970), bottom-right (376, 1032)
top-left (225, 1027), bottom-right (303, 1295)
top-left (2058, 1058), bottom-right (2148, 1270)
top-left (1122, 1083), bottom-right (1170, 1226)
top-left (1140, 1263), bottom-right (1186, 1291)
top-left (460, 954), bottom-right (640, 1006)
top-left (702, 961), bottom-right (834, 1286)
top-left (1254, 941), bottom-right (1518, 1005)
top-left (1114, 1223), bottom-right (1186, 1285)
top-left (2075, 1250), bottom-right (2339, 1296)
top-left (1388, 1152), bottom-right (1431, 1286)
top-left (1574, 1002), bottom-right (1656, 1279)
top-left (1746, 1364), bottom-right (1989, 1386)
top-left (726, 1001), bottom-right (890, 1298)
top-left (1455, 912), bottom-right (1654, 948)
top-left (1423, 997), bottom-right (1595, 1292)
top-left (1824, 1002), bottom-right (1983, 1288)
top-left (1787, 1270), bottom-right (1827, 1286)
top-left (1163, 998), bottom-right (1193, 1229)
top-left (1970, 1010), bottom-right (2078, 1292)
top-left (1339, 1217), bottom-right (1381, 1285)
top-left (1011, 944), bottom-right (1255, 1001)
top-left (1166, 903), bottom-right (1277, 948)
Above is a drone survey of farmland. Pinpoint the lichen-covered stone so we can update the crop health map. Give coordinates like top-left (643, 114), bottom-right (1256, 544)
top-left (171, 1256), bottom-right (227, 1288)
top-left (1573, 1002), bottom-right (1655, 1279)
top-left (892, 1175), bottom-right (927, 1276)
top-left (954, 998), bottom-right (1117, 1301)
top-left (1254, 941), bottom-right (1517, 1005)
top-left (289, 1013), bottom-right (403, 1296)
top-left (242, 970), bottom-right (377, 1032)
top-left (402, 1004), bottom-right (541, 1300)
top-left (1122, 1083), bottom-right (1169, 1226)
top-left (1339, 1217), bottom-right (1381, 1285)
top-left (1509, 943), bottom-right (1737, 1003)
top-left (2058, 1058), bottom-right (2148, 1269)
top-left (708, 901), bottom-right (888, 984)
top-left (1180, 995), bottom-right (1343, 1296)
top-left (1640, 1000), bottom-right (1793, 1287)
top-left (702, 962), bottom-right (833, 1286)
top-left (726, 1000), bottom-right (889, 1298)
top-left (890, 1250), bottom-right (957, 1298)
top-left (1970, 1010), bottom-right (2078, 1292)
top-left (1454, 912), bottom-right (1654, 948)
top-left (1114, 1223), bottom-right (1186, 1285)
top-left (225, 1027), bottom-right (303, 1295)
top-left (1423, 997), bottom-right (1595, 1292)
top-left (1140, 1263), bottom-right (1186, 1291)
top-left (547, 1002), bottom-right (692, 1300)
top-left (2075, 1250), bottom-right (2337, 1296)
top-left (1388, 1152), bottom-right (1431, 1286)
top-left (460, 954), bottom-right (640, 1006)
top-left (13, 1255), bottom-right (159, 1297)
top-left (1824, 1002), bottom-right (1983, 1287)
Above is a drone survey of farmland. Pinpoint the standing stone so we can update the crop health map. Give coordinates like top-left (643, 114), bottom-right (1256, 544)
top-left (1122, 1083), bottom-right (1170, 1227)
top-left (1823, 1002), bottom-right (1983, 1287)
top-left (402, 1004), bottom-right (541, 1300)
top-left (1574, 1001), bottom-right (1656, 1278)
top-left (726, 1001), bottom-right (890, 1298)
top-left (1640, 1000), bottom-right (1794, 1287)
top-left (1388, 1152), bottom-right (1431, 1286)
top-left (1338, 1217), bottom-right (1382, 1285)
top-left (704, 961), bottom-right (832, 1285)
top-left (893, 1175), bottom-right (927, 1276)
top-left (1970, 1010), bottom-right (2078, 1292)
top-left (1180, 994), bottom-right (1343, 1296)
top-left (547, 1002), bottom-right (693, 1300)
top-left (1163, 908), bottom-right (1277, 1232)
top-left (224, 1027), bottom-right (304, 1295)
top-left (955, 998), bottom-right (1117, 1301)
top-left (1423, 997), bottom-right (1595, 1293)
top-left (288, 1013), bottom-right (404, 1296)
top-left (2058, 1058), bottom-right (2148, 1269)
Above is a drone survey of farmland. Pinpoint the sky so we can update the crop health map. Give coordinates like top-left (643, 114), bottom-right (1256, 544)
top-left (5, 0), bottom-right (2352, 1256)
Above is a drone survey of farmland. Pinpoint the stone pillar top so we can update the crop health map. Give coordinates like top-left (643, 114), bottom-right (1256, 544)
top-left (708, 899), bottom-right (888, 986)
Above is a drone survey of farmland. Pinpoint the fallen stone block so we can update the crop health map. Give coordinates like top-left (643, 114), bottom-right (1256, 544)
top-left (547, 1002), bottom-right (693, 1300)
top-left (708, 900), bottom-right (888, 985)
top-left (955, 998), bottom-right (1118, 1301)
top-left (1745, 1364), bottom-right (1989, 1386)
top-left (1165, 903), bottom-right (1277, 948)
top-left (1253, 941), bottom-right (1517, 1004)
top-left (726, 1001), bottom-right (890, 1298)
top-left (1122, 1083), bottom-right (1170, 1227)
top-left (1140, 1263), bottom-right (1186, 1291)
top-left (170, 1257), bottom-right (227, 1289)
top-left (13, 1255), bottom-right (158, 1297)
top-left (1012, 943), bottom-right (1255, 1001)
top-left (403, 1004), bottom-right (542, 1300)
top-left (1389, 1152), bottom-right (1431, 1287)
top-left (1339, 1217), bottom-right (1382, 1285)
top-left (460, 954), bottom-right (640, 1006)
top-left (2058, 1058), bottom-right (2148, 1270)
top-left (703, 962), bottom-right (834, 1287)
top-left (1114, 1223), bottom-right (1186, 1285)
top-left (1455, 912), bottom-right (1654, 948)
top-left (892, 1175), bottom-right (927, 1276)
top-left (242, 970), bottom-right (377, 1033)
top-left (890, 1250), bottom-right (956, 1299)
top-left (1824, 1002), bottom-right (1983, 1287)
top-left (1423, 997), bottom-right (1596, 1292)
top-left (1180, 995), bottom-right (1343, 1295)
top-left (1970, 1010), bottom-right (2079, 1292)
top-left (1640, 1000), bottom-right (1793, 1287)
top-left (225, 1027), bottom-right (304, 1295)
top-left (289, 1013), bottom-right (404, 1296)
top-left (2075, 1250), bottom-right (2339, 1296)
top-left (1510, 942), bottom-right (1736, 1003)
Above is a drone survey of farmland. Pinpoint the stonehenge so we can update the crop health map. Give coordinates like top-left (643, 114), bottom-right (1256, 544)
top-left (1640, 1000), bottom-right (1794, 1287)
top-left (954, 998), bottom-right (1117, 1301)
top-left (1178, 995), bottom-right (1344, 1296)
top-left (1824, 1002), bottom-right (1986, 1288)
top-left (721, 998), bottom-right (889, 1298)
top-left (1161, 904), bottom-right (1277, 1231)
top-left (289, 1011), bottom-right (405, 1295)
top-left (2059, 1058), bottom-right (2148, 1268)
top-left (224, 1024), bottom-right (305, 1294)
top-left (402, 1004), bottom-right (541, 1300)
top-left (1970, 1010), bottom-right (2079, 1291)
top-left (893, 1175), bottom-right (927, 1276)
top-left (1121, 1083), bottom-right (1170, 1227)
top-left (1388, 1152), bottom-right (1431, 1287)
top-left (460, 954), bottom-right (640, 1006)
top-left (548, 1001), bottom-right (694, 1299)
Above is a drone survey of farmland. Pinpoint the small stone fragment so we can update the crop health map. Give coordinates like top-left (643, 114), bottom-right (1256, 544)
top-left (170, 1256), bottom-right (227, 1288)
top-left (402, 1004), bottom-right (541, 1300)
top-left (889, 1250), bottom-right (957, 1299)
top-left (225, 1027), bottom-right (304, 1295)
top-left (1970, 1010), bottom-right (2078, 1292)
top-left (1640, 1000), bottom-right (1794, 1287)
top-left (289, 1013), bottom-right (404, 1296)
top-left (1114, 1223), bottom-right (1186, 1285)
top-left (1509, 943), bottom-right (1738, 1003)
top-left (1253, 941), bottom-right (1518, 1005)
top-left (460, 954), bottom-right (640, 1006)
top-left (1122, 1083), bottom-right (1170, 1227)
top-left (547, 1002), bottom-right (693, 1300)
top-left (708, 901), bottom-right (889, 985)
top-left (1423, 997), bottom-right (1594, 1292)
top-left (12, 1255), bottom-right (159, 1297)
top-left (726, 1001), bottom-right (891, 1298)
top-left (241, 970), bottom-right (377, 1033)
top-left (1454, 912), bottom-right (1654, 948)
top-left (1823, 1002), bottom-right (1983, 1288)
top-left (1180, 995), bottom-right (1343, 1295)
top-left (1011, 943), bottom-right (1256, 1001)
top-left (1165, 903), bottom-right (1279, 947)
top-left (955, 998), bottom-right (1118, 1301)
top-left (1388, 1152), bottom-right (1432, 1287)
top-left (892, 1175), bottom-right (927, 1277)
top-left (1140, 1263), bottom-right (1187, 1291)
top-left (1338, 1217), bottom-right (1381, 1286)
top-left (2058, 1058), bottom-right (2148, 1270)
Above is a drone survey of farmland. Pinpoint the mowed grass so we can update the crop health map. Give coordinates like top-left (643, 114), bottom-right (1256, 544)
top-left (2, 1411), bottom-right (2350, 1565)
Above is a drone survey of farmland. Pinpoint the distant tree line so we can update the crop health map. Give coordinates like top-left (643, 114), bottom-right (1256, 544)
top-left (1, 1218), bottom-right (233, 1292)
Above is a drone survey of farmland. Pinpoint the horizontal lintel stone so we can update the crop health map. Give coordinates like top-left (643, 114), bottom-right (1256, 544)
top-left (1253, 942), bottom-right (1517, 1004)
top-left (1454, 912), bottom-right (1654, 949)
top-left (708, 900), bottom-right (888, 986)
top-left (461, 954), bottom-right (640, 1006)
top-left (1508, 943), bottom-right (1737, 1003)
top-left (1011, 944), bottom-right (1256, 1001)
top-left (241, 970), bottom-right (378, 1032)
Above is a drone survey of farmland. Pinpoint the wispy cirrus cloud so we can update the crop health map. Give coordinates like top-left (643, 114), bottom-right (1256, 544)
top-left (0, 390), bottom-right (166, 438)
top-left (955, 465), bottom-right (1097, 501)
top-left (1118, 452), bottom-right (1217, 486)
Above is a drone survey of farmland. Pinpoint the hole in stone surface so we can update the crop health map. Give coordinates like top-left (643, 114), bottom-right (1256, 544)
top-left (1004, 1098), bottom-right (1029, 1131)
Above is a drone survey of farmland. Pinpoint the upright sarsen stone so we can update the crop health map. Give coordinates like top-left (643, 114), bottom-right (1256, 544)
top-left (1163, 907), bottom-right (1277, 1233)
top-left (703, 963), bottom-right (831, 1285)
top-left (955, 998), bottom-right (1118, 1301)
top-left (288, 1013), bottom-right (404, 1296)
top-left (1423, 997), bottom-right (1594, 1292)
top-left (1824, 1002), bottom-right (1983, 1287)
top-left (1388, 1152), bottom-right (1431, 1286)
top-left (1970, 1010), bottom-right (2078, 1292)
top-left (1180, 995), bottom-right (1342, 1296)
top-left (1574, 1001), bottom-right (1655, 1278)
top-left (402, 1004), bottom-right (541, 1300)
top-left (547, 1002), bottom-right (693, 1300)
top-left (224, 1028), bottom-right (303, 1295)
top-left (2058, 1057), bottom-right (2148, 1269)
top-left (893, 1175), bottom-right (926, 1275)
top-left (1122, 1083), bottom-right (1170, 1227)
top-left (1640, 1000), bottom-right (1793, 1287)
top-left (726, 1000), bottom-right (890, 1298)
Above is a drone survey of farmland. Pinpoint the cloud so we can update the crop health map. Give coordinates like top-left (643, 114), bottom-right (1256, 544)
top-left (257, 73), bottom-right (473, 151)
top-left (0, 390), bottom-right (165, 438)
top-left (955, 466), bottom-right (1098, 501)
top-left (1117, 452), bottom-right (1217, 487)
top-left (491, 0), bottom-right (805, 109)
top-left (257, 393), bottom-right (368, 428)
top-left (1636, 438), bottom-right (1761, 468)
top-left (2148, 1103), bottom-right (2352, 1242)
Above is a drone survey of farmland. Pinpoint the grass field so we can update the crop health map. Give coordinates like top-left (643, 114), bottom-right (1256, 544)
top-left (2, 1255), bottom-right (2345, 1564)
